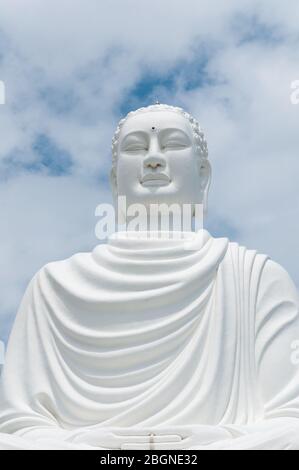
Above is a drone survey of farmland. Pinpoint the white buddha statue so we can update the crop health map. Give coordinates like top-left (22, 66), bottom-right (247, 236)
top-left (0, 104), bottom-right (299, 450)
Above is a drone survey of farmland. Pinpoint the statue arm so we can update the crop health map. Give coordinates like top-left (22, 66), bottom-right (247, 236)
top-left (0, 272), bottom-right (124, 449)
top-left (255, 259), bottom-right (299, 421)
top-left (189, 259), bottom-right (299, 450)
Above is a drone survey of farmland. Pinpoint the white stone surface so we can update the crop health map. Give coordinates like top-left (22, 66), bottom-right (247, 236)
top-left (0, 105), bottom-right (298, 450)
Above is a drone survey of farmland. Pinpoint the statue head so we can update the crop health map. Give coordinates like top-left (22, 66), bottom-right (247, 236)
top-left (110, 104), bottom-right (211, 220)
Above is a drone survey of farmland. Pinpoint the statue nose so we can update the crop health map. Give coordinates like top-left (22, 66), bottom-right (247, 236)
top-left (148, 161), bottom-right (162, 169)
top-left (144, 155), bottom-right (165, 169)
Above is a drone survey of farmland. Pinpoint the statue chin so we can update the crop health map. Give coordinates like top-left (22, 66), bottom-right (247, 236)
top-left (0, 104), bottom-right (299, 450)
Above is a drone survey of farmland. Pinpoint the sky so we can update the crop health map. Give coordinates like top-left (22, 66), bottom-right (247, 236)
top-left (0, 0), bottom-right (299, 344)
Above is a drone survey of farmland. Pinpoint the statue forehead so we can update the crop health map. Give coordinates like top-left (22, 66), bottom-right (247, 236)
top-left (119, 110), bottom-right (193, 138)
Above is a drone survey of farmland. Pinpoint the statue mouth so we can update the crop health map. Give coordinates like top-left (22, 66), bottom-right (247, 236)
top-left (141, 173), bottom-right (171, 187)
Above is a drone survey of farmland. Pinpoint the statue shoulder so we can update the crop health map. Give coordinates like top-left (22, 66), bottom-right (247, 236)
top-left (221, 240), bottom-right (298, 303)
top-left (33, 251), bottom-right (95, 283)
top-left (258, 258), bottom-right (299, 302)
top-left (225, 239), bottom-right (269, 270)
top-left (226, 239), bottom-right (266, 258)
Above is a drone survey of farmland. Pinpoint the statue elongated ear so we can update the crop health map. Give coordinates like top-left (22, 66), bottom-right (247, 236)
top-left (198, 160), bottom-right (211, 213)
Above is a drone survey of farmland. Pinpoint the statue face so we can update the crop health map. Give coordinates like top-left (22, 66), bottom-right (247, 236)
top-left (114, 110), bottom-right (210, 211)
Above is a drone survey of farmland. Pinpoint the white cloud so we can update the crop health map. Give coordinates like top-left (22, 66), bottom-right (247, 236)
top-left (0, 0), bottom-right (299, 341)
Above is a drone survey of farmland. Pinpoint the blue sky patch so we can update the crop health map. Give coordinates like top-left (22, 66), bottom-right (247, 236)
top-left (31, 134), bottom-right (73, 176)
top-left (233, 13), bottom-right (285, 46)
top-left (119, 48), bottom-right (215, 117)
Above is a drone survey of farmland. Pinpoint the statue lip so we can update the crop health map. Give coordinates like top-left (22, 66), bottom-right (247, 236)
top-left (141, 173), bottom-right (171, 186)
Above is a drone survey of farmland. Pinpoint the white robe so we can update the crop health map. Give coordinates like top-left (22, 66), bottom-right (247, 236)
top-left (0, 230), bottom-right (299, 449)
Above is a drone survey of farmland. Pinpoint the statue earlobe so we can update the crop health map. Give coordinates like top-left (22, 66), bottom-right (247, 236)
top-left (199, 160), bottom-right (211, 214)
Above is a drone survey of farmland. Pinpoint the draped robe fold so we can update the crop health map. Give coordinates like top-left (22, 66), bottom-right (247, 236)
top-left (0, 230), bottom-right (298, 449)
